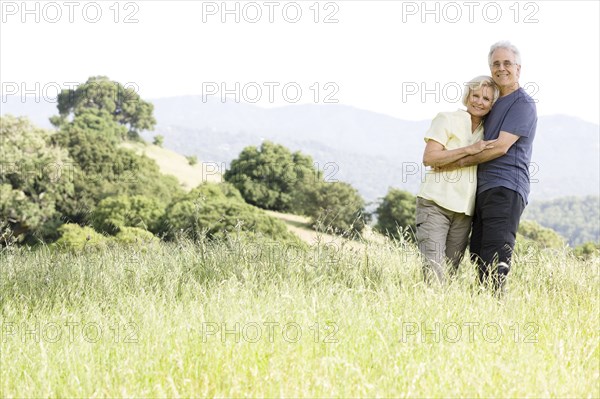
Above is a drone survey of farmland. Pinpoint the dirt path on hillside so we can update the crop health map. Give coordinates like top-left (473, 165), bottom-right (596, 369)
top-left (265, 211), bottom-right (386, 249)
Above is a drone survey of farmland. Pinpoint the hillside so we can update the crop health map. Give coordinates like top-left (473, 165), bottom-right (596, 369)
top-left (120, 141), bottom-right (222, 190)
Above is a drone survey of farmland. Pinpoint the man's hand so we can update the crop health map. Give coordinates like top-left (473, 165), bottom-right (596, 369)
top-left (436, 131), bottom-right (520, 171)
top-left (465, 139), bottom-right (497, 155)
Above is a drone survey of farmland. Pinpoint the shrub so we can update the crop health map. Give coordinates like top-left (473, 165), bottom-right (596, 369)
top-left (573, 241), bottom-right (600, 260)
top-left (161, 183), bottom-right (300, 244)
top-left (303, 181), bottom-right (369, 237)
top-left (153, 135), bottom-right (164, 147)
top-left (186, 155), bottom-right (198, 166)
top-left (52, 223), bottom-right (109, 251)
top-left (517, 220), bottom-right (566, 249)
top-left (114, 226), bottom-right (159, 246)
top-left (92, 195), bottom-right (165, 234)
top-left (374, 188), bottom-right (417, 241)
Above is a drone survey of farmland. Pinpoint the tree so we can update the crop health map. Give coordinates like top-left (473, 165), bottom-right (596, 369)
top-left (51, 76), bottom-right (156, 140)
top-left (153, 135), bottom-right (164, 147)
top-left (224, 141), bottom-right (320, 213)
top-left (0, 115), bottom-right (75, 243)
top-left (51, 109), bottom-right (182, 224)
top-left (374, 188), bottom-right (417, 240)
top-left (304, 181), bottom-right (370, 237)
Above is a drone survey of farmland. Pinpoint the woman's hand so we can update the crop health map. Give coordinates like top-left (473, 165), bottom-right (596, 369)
top-left (466, 139), bottom-right (497, 155)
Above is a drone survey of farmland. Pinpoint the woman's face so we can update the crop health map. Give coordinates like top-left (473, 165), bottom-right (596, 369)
top-left (467, 86), bottom-right (494, 118)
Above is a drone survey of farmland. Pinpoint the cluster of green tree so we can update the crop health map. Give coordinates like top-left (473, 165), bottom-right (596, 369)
top-left (224, 141), bottom-right (370, 237)
top-left (522, 195), bottom-right (600, 247)
top-left (0, 77), bottom-right (298, 247)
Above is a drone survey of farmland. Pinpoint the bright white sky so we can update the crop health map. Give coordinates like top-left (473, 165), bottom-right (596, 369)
top-left (1, 0), bottom-right (599, 124)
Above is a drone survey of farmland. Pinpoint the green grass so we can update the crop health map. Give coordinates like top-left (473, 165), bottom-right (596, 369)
top-left (1, 237), bottom-right (598, 397)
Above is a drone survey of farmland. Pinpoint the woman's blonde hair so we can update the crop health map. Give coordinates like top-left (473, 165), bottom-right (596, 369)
top-left (461, 75), bottom-right (499, 107)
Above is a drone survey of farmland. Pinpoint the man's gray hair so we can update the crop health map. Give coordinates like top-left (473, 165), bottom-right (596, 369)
top-left (488, 41), bottom-right (522, 66)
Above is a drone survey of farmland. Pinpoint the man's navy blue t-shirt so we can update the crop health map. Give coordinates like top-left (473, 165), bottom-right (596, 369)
top-left (478, 87), bottom-right (537, 204)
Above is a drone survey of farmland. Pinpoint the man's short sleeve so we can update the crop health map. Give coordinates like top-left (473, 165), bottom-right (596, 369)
top-left (424, 112), bottom-right (450, 147)
top-left (500, 99), bottom-right (537, 138)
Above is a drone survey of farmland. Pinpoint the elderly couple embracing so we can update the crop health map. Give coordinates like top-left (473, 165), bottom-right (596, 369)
top-left (415, 41), bottom-right (537, 293)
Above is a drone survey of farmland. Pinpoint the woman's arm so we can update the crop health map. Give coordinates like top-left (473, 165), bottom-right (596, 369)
top-left (447, 131), bottom-right (519, 168)
top-left (422, 139), bottom-right (496, 167)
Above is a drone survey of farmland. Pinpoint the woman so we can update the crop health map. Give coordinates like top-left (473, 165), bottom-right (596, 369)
top-left (416, 76), bottom-right (499, 284)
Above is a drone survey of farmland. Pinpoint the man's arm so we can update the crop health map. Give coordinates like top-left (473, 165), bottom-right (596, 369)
top-left (422, 139), bottom-right (496, 167)
top-left (441, 131), bottom-right (520, 169)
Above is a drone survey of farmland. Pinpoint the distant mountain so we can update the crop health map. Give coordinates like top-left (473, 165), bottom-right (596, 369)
top-left (3, 96), bottom-right (599, 208)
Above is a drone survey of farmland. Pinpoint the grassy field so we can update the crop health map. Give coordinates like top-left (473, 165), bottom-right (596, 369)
top-left (1, 236), bottom-right (598, 397)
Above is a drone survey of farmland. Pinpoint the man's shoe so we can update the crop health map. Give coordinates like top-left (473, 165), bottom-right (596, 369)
top-left (497, 261), bottom-right (510, 276)
top-left (495, 262), bottom-right (510, 296)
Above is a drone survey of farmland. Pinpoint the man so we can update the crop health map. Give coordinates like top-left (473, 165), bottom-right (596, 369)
top-left (448, 41), bottom-right (537, 291)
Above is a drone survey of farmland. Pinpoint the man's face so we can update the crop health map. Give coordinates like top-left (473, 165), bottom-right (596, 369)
top-left (489, 48), bottom-right (521, 91)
